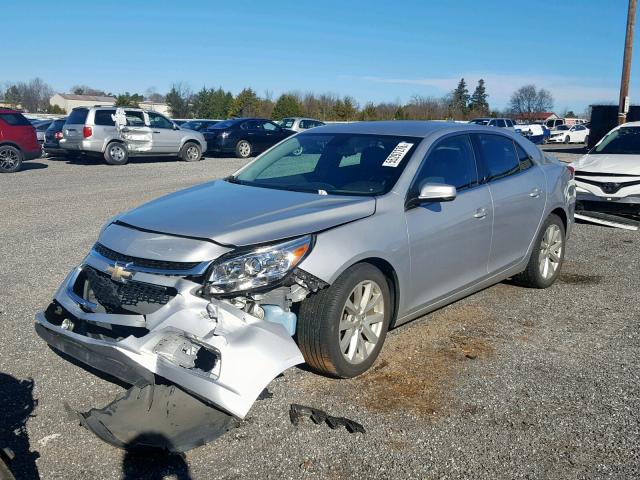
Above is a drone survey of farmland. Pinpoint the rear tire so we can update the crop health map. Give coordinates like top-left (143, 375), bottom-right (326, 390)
top-left (235, 140), bottom-right (252, 159)
top-left (584, 135), bottom-right (589, 148)
top-left (180, 141), bottom-right (202, 162)
top-left (0, 145), bottom-right (23, 173)
top-left (297, 263), bottom-right (391, 378)
top-left (104, 142), bottom-right (129, 165)
top-left (513, 214), bottom-right (565, 289)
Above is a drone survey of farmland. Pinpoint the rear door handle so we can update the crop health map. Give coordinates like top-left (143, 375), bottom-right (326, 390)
top-left (153, 130), bottom-right (161, 133)
top-left (529, 188), bottom-right (542, 198)
top-left (473, 208), bottom-right (487, 219)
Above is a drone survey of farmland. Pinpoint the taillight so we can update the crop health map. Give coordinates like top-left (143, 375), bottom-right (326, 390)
top-left (55, 131), bottom-right (63, 140)
top-left (83, 126), bottom-right (93, 138)
top-left (567, 165), bottom-right (575, 179)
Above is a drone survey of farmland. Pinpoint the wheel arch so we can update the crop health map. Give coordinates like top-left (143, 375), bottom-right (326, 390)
top-left (0, 141), bottom-right (23, 152)
top-left (550, 207), bottom-right (568, 231)
top-left (347, 257), bottom-right (400, 329)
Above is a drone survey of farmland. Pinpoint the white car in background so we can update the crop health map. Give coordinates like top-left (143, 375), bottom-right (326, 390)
top-left (278, 117), bottom-right (325, 132)
top-left (548, 124), bottom-right (589, 144)
top-left (571, 122), bottom-right (640, 216)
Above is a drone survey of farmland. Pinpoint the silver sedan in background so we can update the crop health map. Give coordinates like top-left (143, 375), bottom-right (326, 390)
top-left (36, 121), bottom-right (575, 442)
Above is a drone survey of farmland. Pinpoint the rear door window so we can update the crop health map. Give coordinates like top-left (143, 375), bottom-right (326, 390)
top-left (495, 119), bottom-right (507, 128)
top-left (67, 108), bottom-right (89, 124)
top-left (414, 135), bottom-right (478, 191)
top-left (0, 112), bottom-right (32, 126)
top-left (474, 134), bottom-right (521, 182)
top-left (94, 110), bottom-right (116, 126)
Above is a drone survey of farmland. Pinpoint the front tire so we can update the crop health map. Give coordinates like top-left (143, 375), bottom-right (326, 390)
top-left (235, 140), bottom-right (252, 159)
top-left (564, 135), bottom-right (570, 144)
top-left (180, 141), bottom-right (202, 162)
top-left (297, 263), bottom-right (391, 378)
top-left (513, 214), bottom-right (565, 288)
top-left (0, 145), bottom-right (23, 173)
top-left (104, 142), bottom-right (129, 165)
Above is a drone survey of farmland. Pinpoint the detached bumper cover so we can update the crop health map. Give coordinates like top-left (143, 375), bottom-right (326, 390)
top-left (35, 252), bottom-right (304, 419)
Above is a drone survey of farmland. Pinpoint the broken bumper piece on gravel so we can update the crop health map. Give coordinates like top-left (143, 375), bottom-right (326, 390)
top-left (69, 383), bottom-right (238, 453)
top-left (35, 259), bottom-right (304, 449)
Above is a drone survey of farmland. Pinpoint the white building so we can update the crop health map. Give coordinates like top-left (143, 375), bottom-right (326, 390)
top-left (49, 93), bottom-right (116, 112)
top-left (139, 100), bottom-right (171, 116)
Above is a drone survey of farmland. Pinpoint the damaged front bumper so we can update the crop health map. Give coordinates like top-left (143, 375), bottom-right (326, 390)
top-left (35, 249), bottom-right (304, 420)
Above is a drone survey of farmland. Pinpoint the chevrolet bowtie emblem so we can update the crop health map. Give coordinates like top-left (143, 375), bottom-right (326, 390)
top-left (106, 263), bottom-right (133, 282)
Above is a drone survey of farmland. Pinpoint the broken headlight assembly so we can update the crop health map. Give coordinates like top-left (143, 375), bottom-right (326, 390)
top-left (206, 235), bottom-right (313, 294)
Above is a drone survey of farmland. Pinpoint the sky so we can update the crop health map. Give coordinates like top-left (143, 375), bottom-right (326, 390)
top-left (2, 0), bottom-right (638, 113)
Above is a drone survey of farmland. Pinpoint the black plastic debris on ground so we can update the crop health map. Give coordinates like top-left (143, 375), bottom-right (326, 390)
top-left (69, 383), bottom-right (238, 453)
top-left (289, 404), bottom-right (365, 434)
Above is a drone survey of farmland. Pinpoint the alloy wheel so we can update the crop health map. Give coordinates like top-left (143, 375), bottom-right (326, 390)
top-left (238, 141), bottom-right (250, 158)
top-left (0, 147), bottom-right (19, 170)
top-left (339, 280), bottom-right (385, 364)
top-left (110, 145), bottom-right (126, 162)
top-left (186, 145), bottom-right (199, 160)
top-left (538, 224), bottom-right (563, 280)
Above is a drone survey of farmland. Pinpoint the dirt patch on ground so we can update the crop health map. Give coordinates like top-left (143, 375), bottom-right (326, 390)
top-left (300, 304), bottom-right (497, 418)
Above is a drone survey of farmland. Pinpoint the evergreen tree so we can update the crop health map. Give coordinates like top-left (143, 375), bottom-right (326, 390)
top-left (165, 84), bottom-right (192, 118)
top-left (229, 88), bottom-right (260, 117)
top-left (450, 78), bottom-right (470, 117)
top-left (468, 79), bottom-right (489, 116)
top-left (4, 86), bottom-right (21, 107)
top-left (272, 94), bottom-right (303, 119)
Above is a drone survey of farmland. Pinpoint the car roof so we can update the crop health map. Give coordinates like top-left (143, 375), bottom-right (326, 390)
top-left (308, 120), bottom-right (484, 138)
top-left (622, 121), bottom-right (640, 127)
top-left (0, 108), bottom-right (20, 114)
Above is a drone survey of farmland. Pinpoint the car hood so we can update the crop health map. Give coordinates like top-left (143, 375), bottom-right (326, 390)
top-left (571, 154), bottom-right (640, 175)
top-left (117, 180), bottom-right (376, 247)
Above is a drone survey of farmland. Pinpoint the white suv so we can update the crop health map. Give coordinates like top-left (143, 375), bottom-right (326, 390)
top-left (60, 106), bottom-right (206, 165)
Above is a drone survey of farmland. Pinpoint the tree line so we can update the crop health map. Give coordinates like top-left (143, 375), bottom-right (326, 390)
top-left (1, 77), bottom-right (560, 121)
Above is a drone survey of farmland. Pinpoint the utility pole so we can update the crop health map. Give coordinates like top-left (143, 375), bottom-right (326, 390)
top-left (619, 0), bottom-right (637, 125)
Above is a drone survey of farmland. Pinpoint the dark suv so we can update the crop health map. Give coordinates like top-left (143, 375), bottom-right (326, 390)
top-left (0, 108), bottom-right (41, 173)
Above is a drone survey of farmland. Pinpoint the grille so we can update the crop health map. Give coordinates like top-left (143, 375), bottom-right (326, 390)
top-left (94, 243), bottom-right (201, 271)
top-left (576, 177), bottom-right (640, 194)
top-left (81, 267), bottom-right (176, 314)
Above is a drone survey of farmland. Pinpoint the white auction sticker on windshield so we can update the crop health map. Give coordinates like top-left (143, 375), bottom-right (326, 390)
top-left (382, 142), bottom-right (413, 167)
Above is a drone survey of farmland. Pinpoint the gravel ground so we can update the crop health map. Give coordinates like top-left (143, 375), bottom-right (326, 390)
top-left (1, 149), bottom-right (638, 480)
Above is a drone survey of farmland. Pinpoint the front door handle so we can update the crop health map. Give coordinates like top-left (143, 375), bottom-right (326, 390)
top-left (473, 208), bottom-right (487, 219)
top-left (529, 187), bottom-right (542, 198)
top-left (153, 130), bottom-right (161, 133)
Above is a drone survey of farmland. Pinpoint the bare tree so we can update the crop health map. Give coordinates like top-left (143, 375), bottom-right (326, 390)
top-left (509, 85), bottom-right (554, 118)
top-left (13, 78), bottom-right (54, 112)
top-left (71, 85), bottom-right (107, 96)
top-left (144, 87), bottom-right (165, 103)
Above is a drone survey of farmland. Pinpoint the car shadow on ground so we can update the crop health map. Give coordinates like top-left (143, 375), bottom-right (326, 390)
top-left (49, 155), bottom-right (188, 166)
top-left (17, 162), bottom-right (48, 172)
top-left (0, 372), bottom-right (40, 479)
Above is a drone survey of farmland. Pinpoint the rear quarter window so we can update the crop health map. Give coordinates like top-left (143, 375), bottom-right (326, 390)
top-left (94, 110), bottom-right (116, 126)
top-left (66, 108), bottom-right (89, 124)
top-left (0, 113), bottom-right (32, 126)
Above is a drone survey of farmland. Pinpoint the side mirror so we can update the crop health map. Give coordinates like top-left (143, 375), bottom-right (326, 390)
top-left (173, 123), bottom-right (180, 130)
top-left (418, 183), bottom-right (457, 202)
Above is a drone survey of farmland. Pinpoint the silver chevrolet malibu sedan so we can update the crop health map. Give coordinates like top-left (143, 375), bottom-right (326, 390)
top-left (36, 121), bottom-right (575, 431)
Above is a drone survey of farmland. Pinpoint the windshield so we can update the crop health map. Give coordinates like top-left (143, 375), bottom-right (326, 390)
top-left (555, 125), bottom-right (569, 131)
top-left (232, 133), bottom-right (421, 196)
top-left (181, 121), bottom-right (201, 130)
top-left (593, 126), bottom-right (640, 155)
top-left (469, 119), bottom-right (489, 125)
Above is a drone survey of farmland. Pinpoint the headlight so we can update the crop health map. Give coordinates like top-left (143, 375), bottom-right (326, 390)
top-left (207, 235), bottom-right (313, 294)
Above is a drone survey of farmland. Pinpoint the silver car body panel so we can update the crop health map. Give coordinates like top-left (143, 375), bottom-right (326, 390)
top-left (37, 121), bottom-right (574, 420)
top-left (116, 179), bottom-right (377, 247)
